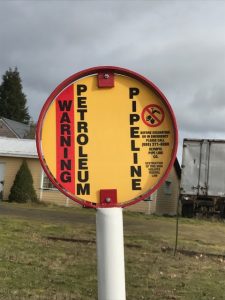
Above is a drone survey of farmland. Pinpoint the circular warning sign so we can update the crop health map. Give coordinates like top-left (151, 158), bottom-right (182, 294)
top-left (142, 104), bottom-right (165, 127)
top-left (36, 66), bottom-right (178, 208)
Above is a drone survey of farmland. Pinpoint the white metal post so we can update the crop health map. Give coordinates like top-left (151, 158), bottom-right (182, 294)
top-left (96, 207), bottom-right (126, 300)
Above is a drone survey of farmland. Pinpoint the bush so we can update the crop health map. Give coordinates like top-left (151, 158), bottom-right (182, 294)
top-left (9, 160), bottom-right (38, 203)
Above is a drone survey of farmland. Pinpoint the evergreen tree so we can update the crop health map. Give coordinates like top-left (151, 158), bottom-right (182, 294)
top-left (0, 67), bottom-right (30, 124)
top-left (9, 160), bottom-right (38, 203)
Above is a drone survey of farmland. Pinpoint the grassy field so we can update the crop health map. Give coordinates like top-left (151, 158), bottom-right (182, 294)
top-left (0, 203), bottom-right (225, 300)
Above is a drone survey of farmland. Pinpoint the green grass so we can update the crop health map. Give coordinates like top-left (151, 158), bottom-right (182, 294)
top-left (0, 203), bottom-right (225, 299)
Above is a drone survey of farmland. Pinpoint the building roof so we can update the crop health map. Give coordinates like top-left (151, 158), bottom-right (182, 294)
top-left (0, 137), bottom-right (37, 158)
top-left (1, 117), bottom-right (30, 138)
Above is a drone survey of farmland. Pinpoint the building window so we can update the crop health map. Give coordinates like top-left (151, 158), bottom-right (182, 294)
top-left (41, 171), bottom-right (57, 190)
top-left (164, 180), bottom-right (172, 195)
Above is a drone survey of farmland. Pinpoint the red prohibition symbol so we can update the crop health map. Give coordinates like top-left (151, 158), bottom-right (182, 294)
top-left (141, 104), bottom-right (165, 127)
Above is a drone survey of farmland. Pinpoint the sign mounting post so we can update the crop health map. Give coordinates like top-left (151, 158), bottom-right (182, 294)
top-left (36, 66), bottom-right (178, 300)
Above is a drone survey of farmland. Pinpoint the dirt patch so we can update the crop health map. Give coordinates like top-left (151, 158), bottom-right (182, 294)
top-left (162, 246), bottom-right (225, 260)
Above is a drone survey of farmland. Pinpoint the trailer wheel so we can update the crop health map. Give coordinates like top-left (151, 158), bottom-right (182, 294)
top-left (182, 203), bottom-right (194, 218)
top-left (220, 202), bottom-right (225, 218)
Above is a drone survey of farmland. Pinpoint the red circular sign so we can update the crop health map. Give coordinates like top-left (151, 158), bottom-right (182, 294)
top-left (142, 104), bottom-right (165, 127)
top-left (36, 66), bottom-right (178, 208)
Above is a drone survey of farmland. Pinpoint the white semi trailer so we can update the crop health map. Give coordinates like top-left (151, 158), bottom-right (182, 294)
top-left (180, 139), bottom-right (225, 217)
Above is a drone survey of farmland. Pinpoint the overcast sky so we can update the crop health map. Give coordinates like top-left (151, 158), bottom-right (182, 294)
top-left (0, 0), bottom-right (225, 161)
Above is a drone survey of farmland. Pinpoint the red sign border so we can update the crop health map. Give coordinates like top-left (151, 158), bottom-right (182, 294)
top-left (36, 66), bottom-right (178, 208)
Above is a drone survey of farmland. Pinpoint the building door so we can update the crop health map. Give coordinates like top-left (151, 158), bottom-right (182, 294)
top-left (0, 163), bottom-right (5, 200)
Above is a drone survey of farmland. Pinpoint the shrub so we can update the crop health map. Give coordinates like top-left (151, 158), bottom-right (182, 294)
top-left (9, 160), bottom-right (38, 203)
